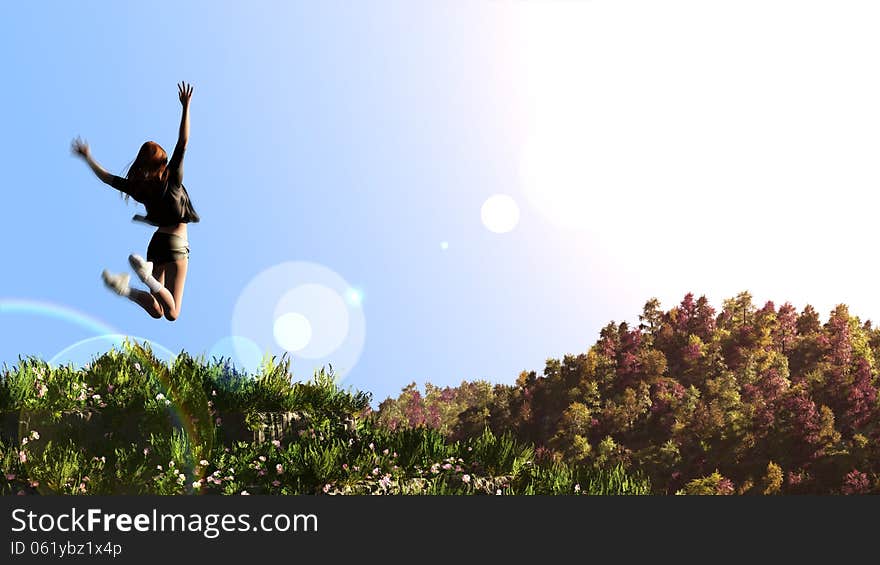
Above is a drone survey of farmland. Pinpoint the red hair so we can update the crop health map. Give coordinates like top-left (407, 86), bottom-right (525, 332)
top-left (126, 141), bottom-right (168, 184)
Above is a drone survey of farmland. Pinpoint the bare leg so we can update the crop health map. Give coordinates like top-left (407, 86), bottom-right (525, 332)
top-left (128, 289), bottom-right (164, 319)
top-left (149, 259), bottom-right (188, 321)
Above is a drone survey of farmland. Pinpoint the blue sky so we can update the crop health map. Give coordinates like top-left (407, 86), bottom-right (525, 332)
top-left (3, 1), bottom-right (880, 405)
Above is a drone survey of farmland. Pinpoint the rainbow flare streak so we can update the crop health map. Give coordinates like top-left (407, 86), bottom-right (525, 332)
top-left (0, 298), bottom-right (120, 336)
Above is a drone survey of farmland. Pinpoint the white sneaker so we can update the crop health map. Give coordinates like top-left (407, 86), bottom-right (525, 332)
top-left (102, 270), bottom-right (130, 296)
top-left (128, 254), bottom-right (153, 283)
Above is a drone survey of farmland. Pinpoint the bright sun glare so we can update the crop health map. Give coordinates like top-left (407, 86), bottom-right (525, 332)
top-left (509, 0), bottom-right (880, 316)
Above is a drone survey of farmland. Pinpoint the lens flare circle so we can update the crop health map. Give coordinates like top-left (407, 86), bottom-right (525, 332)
top-left (274, 284), bottom-right (348, 359)
top-left (232, 262), bottom-right (366, 380)
top-left (480, 194), bottom-right (521, 234)
top-left (273, 312), bottom-right (313, 352)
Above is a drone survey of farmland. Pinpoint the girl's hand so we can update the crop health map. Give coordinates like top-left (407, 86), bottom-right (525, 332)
top-left (178, 81), bottom-right (194, 106)
top-left (71, 137), bottom-right (90, 159)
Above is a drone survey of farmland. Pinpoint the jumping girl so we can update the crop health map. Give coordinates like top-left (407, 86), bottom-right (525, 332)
top-left (71, 82), bottom-right (199, 321)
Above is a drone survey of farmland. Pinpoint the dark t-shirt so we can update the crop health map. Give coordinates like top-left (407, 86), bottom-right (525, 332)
top-left (110, 142), bottom-right (200, 226)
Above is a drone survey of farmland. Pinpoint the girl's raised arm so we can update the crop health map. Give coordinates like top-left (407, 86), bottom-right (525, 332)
top-left (168, 81), bottom-right (193, 184)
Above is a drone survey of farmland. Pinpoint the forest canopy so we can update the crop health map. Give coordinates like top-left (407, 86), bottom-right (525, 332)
top-left (377, 292), bottom-right (880, 494)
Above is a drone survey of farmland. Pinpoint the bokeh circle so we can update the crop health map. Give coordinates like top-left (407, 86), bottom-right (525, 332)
top-left (273, 312), bottom-right (313, 352)
top-left (232, 262), bottom-right (366, 381)
top-left (481, 194), bottom-right (521, 234)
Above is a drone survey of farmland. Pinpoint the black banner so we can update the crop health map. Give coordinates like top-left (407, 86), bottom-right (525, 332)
top-left (0, 495), bottom-right (872, 562)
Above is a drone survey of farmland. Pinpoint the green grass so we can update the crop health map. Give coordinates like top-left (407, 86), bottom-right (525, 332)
top-left (0, 340), bottom-right (650, 496)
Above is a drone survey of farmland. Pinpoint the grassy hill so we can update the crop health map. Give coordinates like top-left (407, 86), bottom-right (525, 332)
top-left (9, 291), bottom-right (872, 495)
top-left (0, 341), bottom-right (648, 495)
